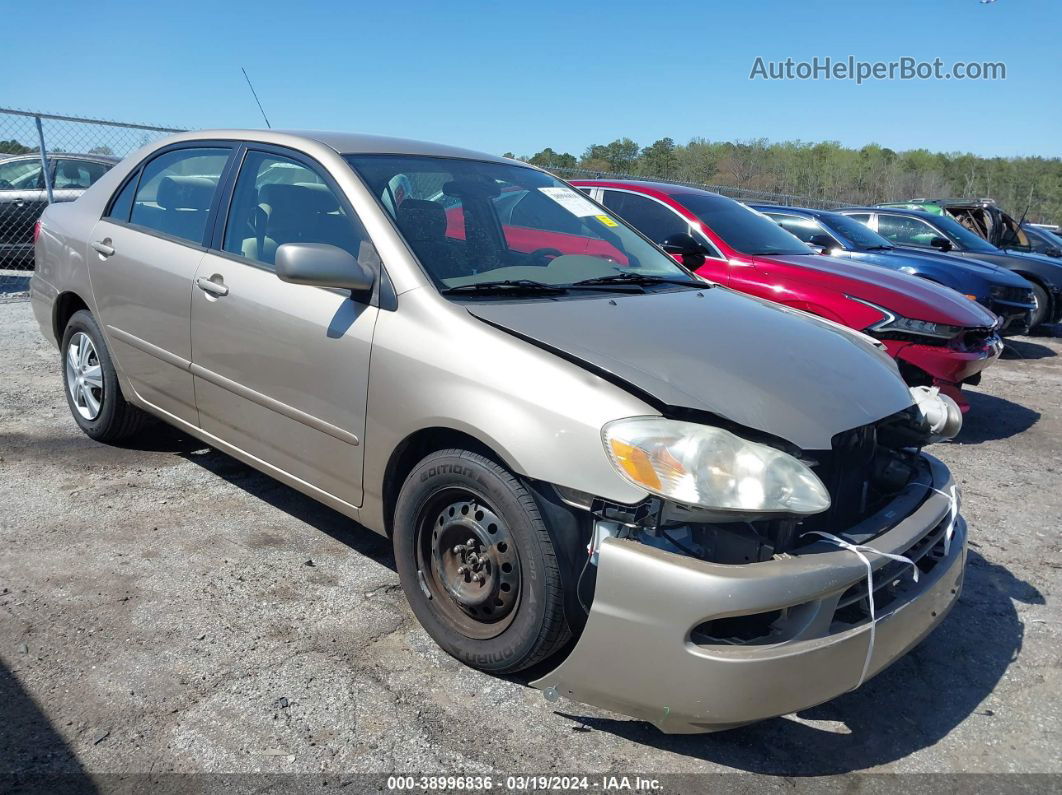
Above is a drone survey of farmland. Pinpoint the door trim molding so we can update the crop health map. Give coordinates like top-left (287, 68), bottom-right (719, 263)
top-left (190, 363), bottom-right (360, 446)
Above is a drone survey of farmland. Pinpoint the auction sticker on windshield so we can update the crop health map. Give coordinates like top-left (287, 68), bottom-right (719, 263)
top-left (539, 186), bottom-right (602, 217)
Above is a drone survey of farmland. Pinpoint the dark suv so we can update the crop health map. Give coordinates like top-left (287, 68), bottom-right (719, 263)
top-left (0, 153), bottom-right (117, 267)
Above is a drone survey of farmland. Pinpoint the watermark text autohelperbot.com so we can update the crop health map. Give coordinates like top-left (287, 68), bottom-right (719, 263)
top-left (750, 56), bottom-right (1006, 84)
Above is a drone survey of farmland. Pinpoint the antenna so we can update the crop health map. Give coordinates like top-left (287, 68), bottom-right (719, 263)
top-left (241, 67), bottom-right (272, 129)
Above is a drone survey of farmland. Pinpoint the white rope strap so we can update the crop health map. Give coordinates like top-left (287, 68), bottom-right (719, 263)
top-left (801, 531), bottom-right (921, 690)
top-left (912, 482), bottom-right (960, 556)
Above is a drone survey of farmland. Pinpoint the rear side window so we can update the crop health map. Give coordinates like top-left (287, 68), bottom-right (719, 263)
top-left (54, 159), bottom-right (111, 190)
top-left (107, 172), bottom-right (139, 221)
top-left (129, 148), bottom-right (230, 245)
top-left (770, 214), bottom-right (827, 244)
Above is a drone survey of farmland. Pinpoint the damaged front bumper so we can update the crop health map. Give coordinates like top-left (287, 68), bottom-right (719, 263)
top-left (532, 454), bottom-right (965, 734)
top-left (885, 334), bottom-right (1002, 411)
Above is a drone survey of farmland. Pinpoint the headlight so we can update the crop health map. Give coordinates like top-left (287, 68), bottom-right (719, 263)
top-left (849, 297), bottom-right (962, 339)
top-left (602, 417), bottom-right (831, 514)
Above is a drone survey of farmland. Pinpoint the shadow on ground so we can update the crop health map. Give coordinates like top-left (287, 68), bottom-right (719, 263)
top-left (1002, 338), bottom-right (1056, 360)
top-left (0, 658), bottom-right (97, 790)
top-left (552, 550), bottom-right (1040, 775)
top-left (954, 390), bottom-right (1041, 443)
top-left (123, 424), bottom-right (396, 571)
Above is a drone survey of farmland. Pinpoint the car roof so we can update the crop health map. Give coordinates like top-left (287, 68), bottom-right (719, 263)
top-left (838, 206), bottom-right (946, 221)
top-left (0, 152), bottom-right (119, 164)
top-left (569, 178), bottom-right (722, 198)
top-left (748, 204), bottom-right (822, 216)
top-left (155, 129), bottom-right (516, 165)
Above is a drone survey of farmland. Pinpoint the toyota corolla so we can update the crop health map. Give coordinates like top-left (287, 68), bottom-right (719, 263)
top-left (33, 130), bottom-right (966, 733)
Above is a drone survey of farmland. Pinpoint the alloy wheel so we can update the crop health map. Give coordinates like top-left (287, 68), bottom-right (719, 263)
top-left (65, 332), bottom-right (104, 420)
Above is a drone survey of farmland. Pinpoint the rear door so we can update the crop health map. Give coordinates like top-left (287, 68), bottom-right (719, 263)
top-left (88, 144), bottom-right (234, 424)
top-left (189, 146), bottom-right (379, 507)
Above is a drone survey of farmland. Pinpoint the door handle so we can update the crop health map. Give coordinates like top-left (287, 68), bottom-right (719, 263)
top-left (196, 276), bottom-right (229, 297)
top-left (91, 240), bottom-right (115, 257)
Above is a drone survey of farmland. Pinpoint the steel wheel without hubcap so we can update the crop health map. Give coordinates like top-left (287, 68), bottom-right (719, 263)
top-left (416, 491), bottom-right (521, 639)
top-left (65, 332), bottom-right (104, 420)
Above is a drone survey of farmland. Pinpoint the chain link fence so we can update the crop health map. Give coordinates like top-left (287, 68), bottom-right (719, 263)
top-left (548, 166), bottom-right (848, 210)
top-left (0, 108), bottom-right (185, 299)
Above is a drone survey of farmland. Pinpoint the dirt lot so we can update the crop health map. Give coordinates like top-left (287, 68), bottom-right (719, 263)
top-left (1, 294), bottom-right (1060, 781)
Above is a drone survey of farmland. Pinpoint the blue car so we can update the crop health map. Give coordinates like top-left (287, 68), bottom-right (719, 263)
top-left (833, 206), bottom-right (1062, 329)
top-left (749, 204), bottom-right (1037, 335)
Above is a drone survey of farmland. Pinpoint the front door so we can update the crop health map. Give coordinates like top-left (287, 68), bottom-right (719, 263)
top-left (87, 145), bottom-right (233, 424)
top-left (189, 148), bottom-right (378, 506)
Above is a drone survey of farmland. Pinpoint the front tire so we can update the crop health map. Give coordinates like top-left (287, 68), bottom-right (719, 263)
top-left (1029, 283), bottom-right (1050, 329)
top-left (393, 449), bottom-right (571, 674)
top-left (60, 310), bottom-right (152, 442)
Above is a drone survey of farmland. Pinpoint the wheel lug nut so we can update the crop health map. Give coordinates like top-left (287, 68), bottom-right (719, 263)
top-left (453, 544), bottom-right (466, 553)
top-left (457, 566), bottom-right (467, 575)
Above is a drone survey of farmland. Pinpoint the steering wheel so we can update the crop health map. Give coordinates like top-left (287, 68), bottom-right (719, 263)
top-left (525, 247), bottom-right (563, 266)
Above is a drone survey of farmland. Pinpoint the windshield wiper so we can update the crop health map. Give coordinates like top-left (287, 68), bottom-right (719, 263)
top-left (569, 272), bottom-right (708, 289)
top-left (862, 244), bottom-right (894, 251)
top-left (440, 279), bottom-right (569, 296)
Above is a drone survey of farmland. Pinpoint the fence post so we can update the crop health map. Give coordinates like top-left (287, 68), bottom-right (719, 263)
top-left (34, 115), bottom-right (54, 205)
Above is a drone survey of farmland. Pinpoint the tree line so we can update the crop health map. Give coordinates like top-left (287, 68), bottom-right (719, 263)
top-left (504, 137), bottom-right (1062, 224)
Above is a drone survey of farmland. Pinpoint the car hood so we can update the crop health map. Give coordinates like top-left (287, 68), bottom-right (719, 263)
top-left (466, 287), bottom-right (914, 450)
top-left (858, 248), bottom-right (1028, 283)
top-left (757, 254), bottom-right (998, 327)
top-left (889, 246), bottom-right (1042, 285)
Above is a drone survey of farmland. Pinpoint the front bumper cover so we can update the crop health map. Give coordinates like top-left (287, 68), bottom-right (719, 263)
top-left (532, 454), bottom-right (965, 733)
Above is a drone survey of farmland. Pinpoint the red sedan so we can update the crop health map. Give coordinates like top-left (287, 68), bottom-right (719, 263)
top-left (571, 180), bottom-right (1002, 411)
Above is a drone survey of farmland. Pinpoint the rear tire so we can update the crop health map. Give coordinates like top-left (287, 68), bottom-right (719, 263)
top-left (393, 449), bottom-right (571, 674)
top-left (1029, 283), bottom-right (1050, 329)
top-left (60, 310), bottom-right (153, 442)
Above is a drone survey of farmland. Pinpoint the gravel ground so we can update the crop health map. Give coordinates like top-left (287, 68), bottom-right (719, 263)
top-left (1, 297), bottom-right (1060, 782)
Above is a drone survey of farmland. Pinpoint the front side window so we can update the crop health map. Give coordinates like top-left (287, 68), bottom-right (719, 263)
top-left (223, 151), bottom-right (369, 268)
top-left (875, 214), bottom-right (948, 247)
top-left (345, 154), bottom-right (693, 291)
top-left (0, 159), bottom-right (43, 191)
top-left (130, 148), bottom-right (230, 244)
top-left (818, 211), bottom-right (894, 250)
top-left (600, 190), bottom-right (690, 244)
top-left (676, 193), bottom-right (811, 256)
top-left (54, 159), bottom-right (111, 190)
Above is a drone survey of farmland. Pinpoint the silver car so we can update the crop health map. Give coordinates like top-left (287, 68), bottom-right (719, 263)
top-left (31, 130), bottom-right (967, 733)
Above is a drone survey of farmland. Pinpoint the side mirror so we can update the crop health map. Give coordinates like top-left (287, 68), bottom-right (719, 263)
top-left (661, 233), bottom-right (706, 269)
top-left (1044, 246), bottom-right (1062, 258)
top-left (929, 236), bottom-right (953, 252)
top-left (808, 233), bottom-right (836, 252)
top-left (275, 243), bottom-right (375, 293)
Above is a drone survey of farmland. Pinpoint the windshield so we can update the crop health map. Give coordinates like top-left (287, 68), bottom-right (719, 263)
top-left (819, 211), bottom-right (894, 250)
top-left (928, 213), bottom-right (1000, 253)
top-left (344, 154), bottom-right (693, 294)
top-left (675, 193), bottom-right (811, 256)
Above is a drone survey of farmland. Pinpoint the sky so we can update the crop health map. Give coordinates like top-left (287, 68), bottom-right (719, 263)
top-left (4, 0), bottom-right (1060, 159)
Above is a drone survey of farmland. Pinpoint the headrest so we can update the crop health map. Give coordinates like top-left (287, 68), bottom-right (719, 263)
top-left (258, 182), bottom-right (338, 216)
top-left (157, 176), bottom-right (216, 210)
top-left (396, 199), bottom-right (446, 242)
top-left (60, 162), bottom-right (82, 179)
